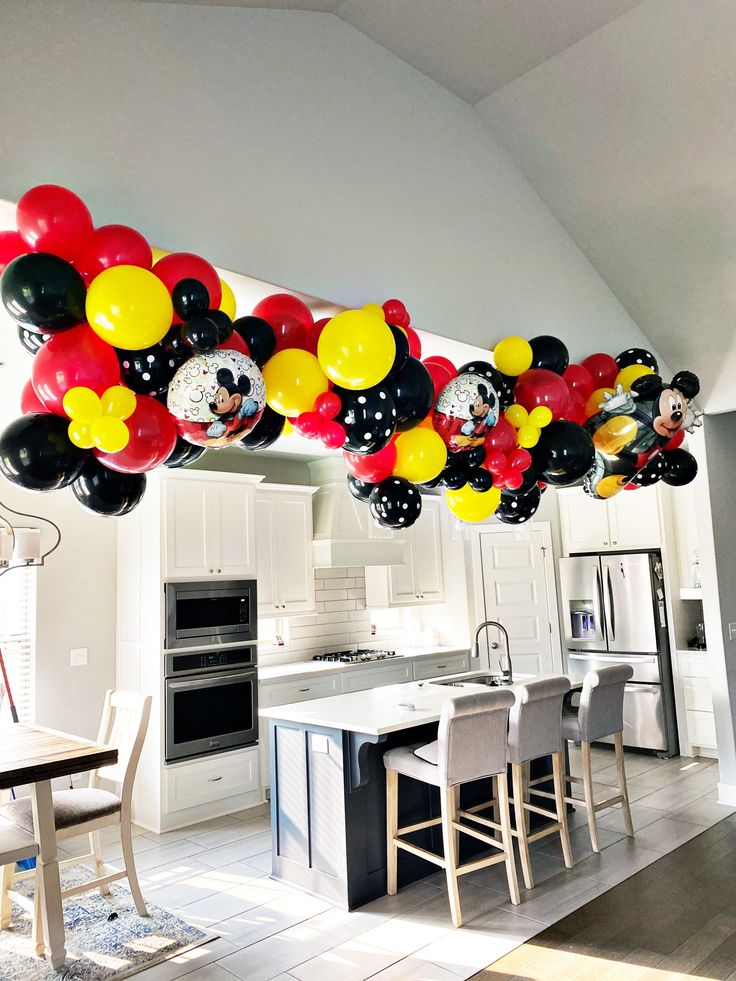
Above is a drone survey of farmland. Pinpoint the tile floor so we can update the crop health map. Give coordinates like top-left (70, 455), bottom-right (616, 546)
top-left (62, 746), bottom-right (731, 981)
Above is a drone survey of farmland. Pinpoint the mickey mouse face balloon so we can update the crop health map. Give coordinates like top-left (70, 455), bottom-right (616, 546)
top-left (167, 350), bottom-right (265, 447)
top-left (433, 370), bottom-right (500, 454)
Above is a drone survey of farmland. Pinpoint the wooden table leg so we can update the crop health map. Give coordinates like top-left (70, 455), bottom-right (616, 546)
top-left (30, 780), bottom-right (65, 970)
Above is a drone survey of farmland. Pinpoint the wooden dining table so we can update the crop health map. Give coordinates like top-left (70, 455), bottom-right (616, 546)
top-left (0, 723), bottom-right (117, 969)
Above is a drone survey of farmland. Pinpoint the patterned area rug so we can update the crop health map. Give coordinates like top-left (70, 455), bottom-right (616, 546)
top-left (0, 864), bottom-right (215, 980)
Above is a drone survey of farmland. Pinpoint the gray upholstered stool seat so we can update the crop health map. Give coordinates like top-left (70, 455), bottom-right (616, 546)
top-left (0, 817), bottom-right (38, 936)
top-left (1, 789), bottom-right (121, 834)
top-left (384, 689), bottom-right (519, 927)
top-left (560, 705), bottom-right (582, 742)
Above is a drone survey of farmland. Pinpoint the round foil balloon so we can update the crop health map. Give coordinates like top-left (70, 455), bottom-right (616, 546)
top-left (167, 350), bottom-right (265, 447)
top-left (433, 371), bottom-right (500, 454)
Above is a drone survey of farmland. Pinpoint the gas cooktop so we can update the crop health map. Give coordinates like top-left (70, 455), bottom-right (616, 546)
top-left (312, 649), bottom-right (397, 663)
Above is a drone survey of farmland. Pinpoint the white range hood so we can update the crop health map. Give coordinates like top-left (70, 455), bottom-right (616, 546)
top-left (309, 458), bottom-right (409, 568)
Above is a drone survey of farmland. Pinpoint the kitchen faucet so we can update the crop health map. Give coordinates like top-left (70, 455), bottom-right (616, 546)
top-left (471, 620), bottom-right (513, 682)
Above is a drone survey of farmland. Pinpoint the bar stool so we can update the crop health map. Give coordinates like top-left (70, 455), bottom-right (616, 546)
top-left (384, 689), bottom-right (519, 928)
top-left (561, 664), bottom-right (634, 852)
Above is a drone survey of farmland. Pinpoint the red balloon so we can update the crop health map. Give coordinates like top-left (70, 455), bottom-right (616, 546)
top-left (343, 442), bottom-right (397, 483)
top-left (423, 359), bottom-right (456, 400)
top-left (154, 252), bottom-right (222, 322)
top-left (564, 389), bottom-right (587, 425)
top-left (218, 332), bottom-right (249, 356)
top-left (304, 318), bottom-right (330, 357)
top-left (403, 324), bottom-right (422, 360)
top-left (503, 469), bottom-right (524, 491)
top-left (0, 230), bottom-right (30, 272)
top-left (382, 298), bottom-right (409, 327)
top-left (252, 294), bottom-right (313, 352)
top-left (581, 353), bottom-right (618, 390)
top-left (20, 379), bottom-right (48, 414)
top-left (485, 450), bottom-right (508, 475)
top-left (484, 416), bottom-right (516, 455)
top-left (95, 395), bottom-right (177, 473)
top-left (316, 391), bottom-right (341, 419)
top-left (562, 363), bottom-right (594, 401)
top-left (321, 421), bottom-right (346, 449)
top-left (515, 369), bottom-right (571, 421)
top-left (508, 448), bottom-right (532, 472)
top-left (663, 429), bottom-right (685, 451)
top-left (16, 184), bottom-right (93, 261)
top-left (32, 324), bottom-right (121, 415)
top-left (423, 356), bottom-right (456, 375)
top-left (74, 224), bottom-right (152, 284)
top-left (295, 412), bottom-right (322, 438)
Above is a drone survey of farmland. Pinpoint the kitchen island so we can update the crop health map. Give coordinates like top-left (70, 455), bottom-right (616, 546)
top-left (260, 672), bottom-right (572, 909)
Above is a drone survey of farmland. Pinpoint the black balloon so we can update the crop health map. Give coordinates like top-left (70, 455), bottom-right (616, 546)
top-left (628, 455), bottom-right (667, 488)
top-left (239, 405), bottom-right (286, 450)
top-left (118, 343), bottom-right (183, 396)
top-left (0, 413), bottom-right (88, 491)
top-left (164, 436), bottom-right (207, 469)
top-left (468, 467), bottom-right (494, 492)
top-left (662, 449), bottom-right (698, 487)
top-left (418, 474), bottom-right (443, 490)
top-left (181, 315), bottom-right (220, 353)
top-left (232, 316), bottom-right (276, 367)
top-left (465, 445), bottom-right (487, 469)
top-left (17, 325), bottom-right (50, 355)
top-left (615, 347), bottom-right (658, 374)
top-left (502, 466), bottom-right (540, 497)
top-left (441, 463), bottom-right (468, 490)
top-left (531, 421), bottom-right (595, 486)
top-left (347, 474), bottom-right (375, 503)
top-left (334, 384), bottom-right (397, 454)
top-left (208, 310), bottom-right (234, 343)
top-left (172, 278), bottom-right (210, 321)
top-left (385, 357), bottom-right (434, 432)
top-left (496, 372), bottom-right (516, 410)
top-left (368, 477), bottom-right (422, 529)
top-left (72, 458), bottom-right (146, 516)
top-left (530, 335), bottom-right (569, 375)
top-left (496, 485), bottom-right (541, 524)
top-left (1, 253), bottom-right (86, 334)
top-left (162, 324), bottom-right (190, 361)
top-left (386, 323), bottom-right (410, 377)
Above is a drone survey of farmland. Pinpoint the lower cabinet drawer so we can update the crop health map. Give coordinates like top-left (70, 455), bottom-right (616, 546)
top-left (413, 653), bottom-right (470, 680)
top-left (260, 674), bottom-right (341, 707)
top-left (683, 677), bottom-right (714, 713)
top-left (341, 662), bottom-right (413, 693)
top-left (165, 748), bottom-right (259, 813)
top-left (687, 710), bottom-right (717, 749)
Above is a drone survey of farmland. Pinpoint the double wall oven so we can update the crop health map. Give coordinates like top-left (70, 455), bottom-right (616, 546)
top-left (164, 580), bottom-right (258, 763)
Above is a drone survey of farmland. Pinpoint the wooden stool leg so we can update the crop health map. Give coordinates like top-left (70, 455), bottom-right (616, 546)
top-left (512, 762), bottom-right (534, 890)
top-left (386, 769), bottom-right (399, 896)
top-left (522, 762), bottom-right (531, 834)
top-left (0, 863), bottom-right (13, 929)
top-left (581, 741), bottom-right (600, 853)
top-left (497, 773), bottom-right (520, 905)
top-left (33, 876), bottom-right (44, 957)
top-left (491, 775), bottom-right (500, 840)
top-left (615, 731), bottom-right (634, 838)
top-left (440, 785), bottom-right (462, 928)
top-left (553, 751), bottom-right (573, 869)
top-left (120, 818), bottom-right (147, 917)
top-left (90, 831), bottom-right (110, 896)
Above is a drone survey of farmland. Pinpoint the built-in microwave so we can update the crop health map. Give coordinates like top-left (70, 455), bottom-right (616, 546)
top-left (164, 579), bottom-right (257, 651)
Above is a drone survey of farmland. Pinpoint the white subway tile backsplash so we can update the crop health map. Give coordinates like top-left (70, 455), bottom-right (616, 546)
top-left (319, 588), bottom-right (348, 602)
top-left (315, 567), bottom-right (349, 580)
top-left (348, 567), bottom-right (364, 578)
top-left (347, 588), bottom-right (365, 600)
top-left (324, 599), bottom-right (357, 612)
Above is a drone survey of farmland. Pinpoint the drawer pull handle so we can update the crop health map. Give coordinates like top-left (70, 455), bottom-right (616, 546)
top-left (208, 776), bottom-right (223, 783)
top-left (298, 687), bottom-right (310, 693)
top-left (436, 664), bottom-right (446, 670)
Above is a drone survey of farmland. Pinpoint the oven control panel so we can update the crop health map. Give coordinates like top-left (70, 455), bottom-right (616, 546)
top-left (165, 646), bottom-right (257, 677)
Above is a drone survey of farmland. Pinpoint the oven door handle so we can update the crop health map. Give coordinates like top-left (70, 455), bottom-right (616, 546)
top-left (167, 669), bottom-right (257, 691)
top-left (567, 653), bottom-right (657, 664)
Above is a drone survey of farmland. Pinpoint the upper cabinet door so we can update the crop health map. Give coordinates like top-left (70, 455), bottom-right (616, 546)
top-left (608, 488), bottom-right (661, 550)
top-left (558, 489), bottom-right (612, 554)
top-left (164, 479), bottom-right (213, 578)
top-left (411, 496), bottom-right (445, 603)
top-left (274, 492), bottom-right (315, 613)
top-left (255, 493), bottom-right (279, 614)
top-left (213, 481), bottom-right (257, 576)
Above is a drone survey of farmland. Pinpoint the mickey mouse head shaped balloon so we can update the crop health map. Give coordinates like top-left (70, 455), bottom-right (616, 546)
top-left (167, 349), bottom-right (265, 447)
top-left (433, 368), bottom-right (500, 455)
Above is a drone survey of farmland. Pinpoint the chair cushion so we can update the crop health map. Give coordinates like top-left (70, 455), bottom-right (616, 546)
top-left (413, 741), bottom-right (438, 765)
top-left (0, 788), bottom-right (121, 834)
top-left (383, 744), bottom-right (442, 787)
top-left (561, 705), bottom-right (582, 742)
top-left (0, 816), bottom-right (37, 865)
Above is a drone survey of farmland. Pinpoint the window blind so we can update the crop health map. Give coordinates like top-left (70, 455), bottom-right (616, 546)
top-left (0, 565), bottom-right (37, 724)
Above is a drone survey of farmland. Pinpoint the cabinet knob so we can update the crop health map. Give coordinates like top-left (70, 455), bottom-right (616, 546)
top-left (603, 542), bottom-right (608, 547)
top-left (612, 541), bottom-right (617, 546)
top-left (217, 568), bottom-right (222, 574)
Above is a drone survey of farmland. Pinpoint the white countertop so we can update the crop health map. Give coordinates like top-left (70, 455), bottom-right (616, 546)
top-left (259, 672), bottom-right (572, 735)
top-left (258, 647), bottom-right (470, 683)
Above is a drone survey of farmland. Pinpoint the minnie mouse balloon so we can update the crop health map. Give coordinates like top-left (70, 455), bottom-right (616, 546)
top-left (167, 350), bottom-right (265, 447)
top-left (433, 370), bottom-right (500, 454)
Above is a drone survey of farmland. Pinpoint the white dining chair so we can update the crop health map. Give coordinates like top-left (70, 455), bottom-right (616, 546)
top-left (1, 690), bottom-right (152, 944)
top-left (0, 817), bottom-right (39, 948)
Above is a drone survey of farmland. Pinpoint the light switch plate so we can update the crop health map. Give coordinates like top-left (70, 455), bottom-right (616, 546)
top-left (728, 623), bottom-right (736, 641)
top-left (70, 647), bottom-right (88, 667)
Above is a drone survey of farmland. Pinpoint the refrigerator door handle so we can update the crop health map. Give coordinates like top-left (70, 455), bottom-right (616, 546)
top-left (607, 568), bottom-right (616, 640)
top-left (568, 652), bottom-right (657, 664)
top-left (596, 567), bottom-right (606, 642)
top-left (625, 684), bottom-right (660, 695)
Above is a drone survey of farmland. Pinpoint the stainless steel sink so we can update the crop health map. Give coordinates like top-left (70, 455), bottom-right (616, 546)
top-left (432, 672), bottom-right (512, 688)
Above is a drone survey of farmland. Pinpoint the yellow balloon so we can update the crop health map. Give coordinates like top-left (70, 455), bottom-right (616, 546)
top-left (505, 403), bottom-right (528, 429)
top-left (393, 429), bottom-right (447, 484)
top-left (593, 417), bottom-right (638, 456)
top-left (362, 303), bottom-right (385, 320)
top-left (86, 265), bottom-right (173, 350)
top-left (615, 364), bottom-right (653, 392)
top-left (262, 349), bottom-right (329, 417)
top-left (219, 279), bottom-right (237, 319)
top-left (529, 405), bottom-right (553, 428)
top-left (68, 420), bottom-right (94, 449)
top-left (318, 310), bottom-right (395, 390)
top-left (585, 387), bottom-right (615, 419)
top-left (62, 387), bottom-right (101, 421)
top-left (517, 424), bottom-right (541, 449)
top-left (91, 417), bottom-right (130, 454)
top-left (493, 336), bottom-right (533, 377)
top-left (282, 419), bottom-right (294, 436)
top-left (151, 247), bottom-right (169, 263)
top-left (445, 484), bottom-right (501, 523)
top-left (101, 386), bottom-right (137, 421)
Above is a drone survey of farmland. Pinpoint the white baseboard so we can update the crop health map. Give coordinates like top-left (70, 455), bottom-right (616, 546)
top-left (717, 782), bottom-right (736, 806)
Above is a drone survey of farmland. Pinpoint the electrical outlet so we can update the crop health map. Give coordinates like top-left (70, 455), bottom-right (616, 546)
top-left (70, 647), bottom-right (88, 667)
top-left (729, 623), bottom-right (736, 642)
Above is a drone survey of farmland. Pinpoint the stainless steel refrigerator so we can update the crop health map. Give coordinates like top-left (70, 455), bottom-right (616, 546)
top-left (559, 551), bottom-right (679, 755)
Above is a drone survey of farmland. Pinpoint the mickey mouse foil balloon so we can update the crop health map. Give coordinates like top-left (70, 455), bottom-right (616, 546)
top-left (433, 370), bottom-right (500, 454)
top-left (583, 370), bottom-right (700, 499)
top-left (167, 350), bottom-right (266, 447)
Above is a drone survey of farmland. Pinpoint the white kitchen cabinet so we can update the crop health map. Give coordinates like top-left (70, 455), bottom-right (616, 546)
top-left (678, 651), bottom-right (717, 754)
top-left (164, 473), bottom-right (257, 579)
top-left (165, 746), bottom-right (259, 814)
top-left (340, 660), bottom-right (413, 692)
top-left (256, 485), bottom-right (316, 616)
top-left (558, 486), bottom-right (661, 554)
top-left (413, 651), bottom-right (470, 680)
top-left (364, 495), bottom-right (446, 606)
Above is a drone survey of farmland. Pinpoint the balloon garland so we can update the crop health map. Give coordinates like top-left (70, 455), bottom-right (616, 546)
top-left (0, 184), bottom-right (703, 524)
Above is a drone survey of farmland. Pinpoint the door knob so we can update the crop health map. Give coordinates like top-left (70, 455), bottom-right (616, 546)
top-left (491, 642), bottom-right (499, 649)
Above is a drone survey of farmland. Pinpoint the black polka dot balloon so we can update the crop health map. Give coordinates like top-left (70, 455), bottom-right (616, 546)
top-left (495, 485), bottom-right (541, 524)
top-left (615, 348), bottom-right (658, 373)
top-left (369, 477), bottom-right (423, 529)
top-left (17, 324), bottom-right (50, 355)
top-left (117, 343), bottom-right (185, 396)
top-left (458, 360), bottom-right (503, 392)
top-left (333, 384), bottom-right (397, 455)
top-left (628, 455), bottom-right (667, 488)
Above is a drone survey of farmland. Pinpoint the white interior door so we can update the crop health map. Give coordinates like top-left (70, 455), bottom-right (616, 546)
top-left (477, 525), bottom-right (561, 677)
